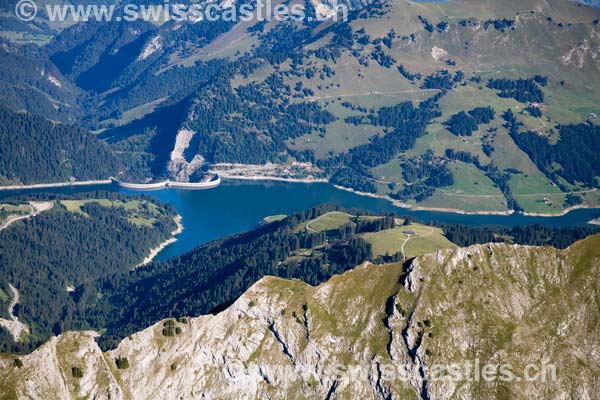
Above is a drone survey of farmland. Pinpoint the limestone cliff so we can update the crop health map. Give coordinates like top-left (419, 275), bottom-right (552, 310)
top-left (2, 236), bottom-right (599, 399)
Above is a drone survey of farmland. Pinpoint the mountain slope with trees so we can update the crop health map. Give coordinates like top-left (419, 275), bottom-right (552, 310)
top-left (1, 0), bottom-right (600, 210)
top-left (0, 192), bottom-right (178, 353)
top-left (0, 107), bottom-right (120, 185)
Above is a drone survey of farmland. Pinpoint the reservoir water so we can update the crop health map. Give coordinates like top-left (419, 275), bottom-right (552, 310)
top-left (2, 180), bottom-right (600, 262)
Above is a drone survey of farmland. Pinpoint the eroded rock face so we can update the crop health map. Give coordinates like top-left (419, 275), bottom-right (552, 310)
top-left (167, 129), bottom-right (206, 182)
top-left (2, 236), bottom-right (599, 400)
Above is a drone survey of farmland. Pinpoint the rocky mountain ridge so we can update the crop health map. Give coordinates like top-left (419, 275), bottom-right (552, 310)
top-left (2, 235), bottom-right (599, 399)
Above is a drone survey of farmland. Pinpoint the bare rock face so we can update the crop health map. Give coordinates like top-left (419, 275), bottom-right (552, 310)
top-left (2, 236), bottom-right (599, 399)
top-left (167, 129), bottom-right (206, 182)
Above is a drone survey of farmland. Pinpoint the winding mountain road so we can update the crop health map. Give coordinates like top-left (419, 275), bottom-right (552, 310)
top-left (0, 201), bottom-right (54, 232)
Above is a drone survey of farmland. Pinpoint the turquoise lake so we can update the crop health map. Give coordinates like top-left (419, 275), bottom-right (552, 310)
top-left (2, 180), bottom-right (599, 262)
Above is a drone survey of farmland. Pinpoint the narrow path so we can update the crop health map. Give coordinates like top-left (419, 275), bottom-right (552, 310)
top-left (401, 227), bottom-right (435, 256)
top-left (306, 89), bottom-right (439, 102)
top-left (0, 208), bottom-right (33, 231)
top-left (305, 212), bottom-right (353, 233)
top-left (0, 284), bottom-right (30, 341)
top-left (7, 284), bottom-right (20, 322)
top-left (306, 213), bottom-right (329, 233)
top-left (534, 117), bottom-right (547, 132)
top-left (0, 201), bottom-right (54, 231)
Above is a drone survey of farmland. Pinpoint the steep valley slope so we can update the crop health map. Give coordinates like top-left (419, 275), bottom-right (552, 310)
top-left (2, 234), bottom-right (599, 399)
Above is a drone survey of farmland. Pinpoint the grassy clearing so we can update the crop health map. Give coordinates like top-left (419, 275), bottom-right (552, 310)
top-left (62, 199), bottom-right (145, 213)
top-left (299, 212), bottom-right (392, 234)
top-left (303, 212), bottom-right (354, 232)
top-left (362, 224), bottom-right (455, 258)
top-left (415, 162), bottom-right (510, 212)
top-left (419, 192), bottom-right (509, 213)
top-left (0, 204), bottom-right (31, 225)
top-left (289, 120), bottom-right (385, 159)
top-left (581, 191), bottom-right (600, 208)
top-left (513, 193), bottom-right (567, 214)
top-left (0, 204), bottom-right (29, 213)
top-left (98, 97), bottom-right (167, 129)
top-left (290, 93), bottom-right (427, 159)
top-left (0, 30), bottom-right (53, 46)
top-left (168, 19), bottom-right (257, 67)
top-left (370, 158), bottom-right (404, 185)
top-left (61, 199), bottom-right (161, 226)
top-left (291, 52), bottom-right (416, 100)
top-left (436, 84), bottom-right (520, 122)
top-left (444, 162), bottom-right (504, 196)
top-left (489, 127), bottom-right (554, 176)
top-left (508, 172), bottom-right (561, 196)
top-left (409, 123), bottom-right (490, 162)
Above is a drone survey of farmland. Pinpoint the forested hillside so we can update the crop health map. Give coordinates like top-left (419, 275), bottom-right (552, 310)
top-left (0, 192), bottom-right (177, 353)
top-left (0, 107), bottom-right (120, 185)
top-left (0, 38), bottom-right (80, 122)
top-left (81, 205), bottom-right (600, 349)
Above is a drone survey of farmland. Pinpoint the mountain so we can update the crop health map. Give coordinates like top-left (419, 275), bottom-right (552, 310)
top-left (91, 0), bottom-right (600, 209)
top-left (0, 39), bottom-right (81, 122)
top-left (1, 0), bottom-right (600, 213)
top-left (2, 234), bottom-right (599, 399)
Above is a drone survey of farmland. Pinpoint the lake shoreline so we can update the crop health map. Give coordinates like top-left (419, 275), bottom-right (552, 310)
top-left (0, 179), bottom-right (113, 191)
top-left (520, 204), bottom-right (600, 218)
top-left (0, 175), bottom-right (223, 191)
top-left (222, 177), bottom-right (512, 216)
top-left (331, 184), bottom-right (516, 216)
top-left (135, 215), bottom-right (183, 268)
top-left (223, 177), bottom-right (600, 218)
top-left (2, 176), bottom-right (600, 223)
top-left (217, 174), bottom-right (328, 184)
top-left (2, 179), bottom-right (599, 264)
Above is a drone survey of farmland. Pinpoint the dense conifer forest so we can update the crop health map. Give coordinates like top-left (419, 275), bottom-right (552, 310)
top-left (0, 107), bottom-right (119, 184)
top-left (444, 107), bottom-right (495, 136)
top-left (510, 123), bottom-right (600, 188)
top-left (0, 192), bottom-right (177, 353)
